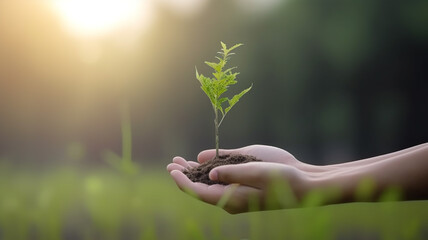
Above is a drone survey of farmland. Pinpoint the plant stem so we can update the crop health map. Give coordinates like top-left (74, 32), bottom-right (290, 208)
top-left (121, 102), bottom-right (132, 163)
top-left (214, 106), bottom-right (219, 159)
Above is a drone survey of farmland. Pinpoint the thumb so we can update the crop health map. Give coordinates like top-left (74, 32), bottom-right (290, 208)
top-left (197, 149), bottom-right (235, 163)
top-left (209, 163), bottom-right (265, 188)
top-left (197, 150), bottom-right (216, 163)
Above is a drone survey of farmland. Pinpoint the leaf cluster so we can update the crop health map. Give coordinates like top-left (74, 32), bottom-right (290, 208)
top-left (196, 42), bottom-right (252, 127)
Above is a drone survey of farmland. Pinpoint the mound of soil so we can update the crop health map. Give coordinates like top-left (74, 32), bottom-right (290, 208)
top-left (183, 154), bottom-right (261, 185)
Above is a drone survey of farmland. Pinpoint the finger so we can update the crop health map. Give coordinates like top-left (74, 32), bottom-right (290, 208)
top-left (166, 163), bottom-right (186, 173)
top-left (220, 184), bottom-right (262, 214)
top-left (170, 170), bottom-right (225, 205)
top-left (188, 161), bottom-right (200, 168)
top-left (210, 162), bottom-right (272, 189)
top-left (197, 149), bottom-right (236, 163)
top-left (173, 156), bottom-right (191, 169)
top-left (170, 170), bottom-right (262, 214)
top-left (197, 150), bottom-right (216, 163)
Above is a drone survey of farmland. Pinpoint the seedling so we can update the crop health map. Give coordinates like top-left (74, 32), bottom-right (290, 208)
top-left (196, 42), bottom-right (252, 158)
top-left (103, 102), bottom-right (140, 176)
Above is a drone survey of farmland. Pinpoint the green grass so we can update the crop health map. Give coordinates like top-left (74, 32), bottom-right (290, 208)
top-left (0, 165), bottom-right (427, 240)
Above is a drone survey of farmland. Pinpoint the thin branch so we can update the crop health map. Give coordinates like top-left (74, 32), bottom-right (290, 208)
top-left (218, 113), bottom-right (227, 128)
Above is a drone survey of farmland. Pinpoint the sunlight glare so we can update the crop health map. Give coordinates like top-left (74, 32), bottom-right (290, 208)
top-left (53, 0), bottom-right (149, 37)
top-left (158, 0), bottom-right (209, 17)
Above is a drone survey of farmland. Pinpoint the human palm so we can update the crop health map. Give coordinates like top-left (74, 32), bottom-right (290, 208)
top-left (166, 145), bottom-right (309, 214)
top-left (168, 143), bottom-right (428, 214)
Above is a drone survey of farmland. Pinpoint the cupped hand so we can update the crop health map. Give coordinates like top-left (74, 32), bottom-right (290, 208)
top-left (168, 143), bottom-right (428, 213)
top-left (166, 145), bottom-right (312, 214)
top-left (197, 144), bottom-right (300, 166)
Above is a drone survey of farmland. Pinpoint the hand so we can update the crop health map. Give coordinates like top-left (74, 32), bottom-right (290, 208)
top-left (167, 143), bottom-right (428, 214)
top-left (167, 145), bottom-right (312, 214)
top-left (198, 144), bottom-right (298, 166)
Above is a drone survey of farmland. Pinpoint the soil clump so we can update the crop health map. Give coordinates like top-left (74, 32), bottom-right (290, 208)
top-left (183, 154), bottom-right (261, 185)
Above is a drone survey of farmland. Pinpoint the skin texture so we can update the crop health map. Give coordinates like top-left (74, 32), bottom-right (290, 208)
top-left (167, 143), bottom-right (428, 214)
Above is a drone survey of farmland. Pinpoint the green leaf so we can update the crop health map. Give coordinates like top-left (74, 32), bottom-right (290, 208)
top-left (223, 67), bottom-right (237, 74)
top-left (204, 61), bottom-right (217, 70)
top-left (215, 101), bottom-right (224, 115)
top-left (221, 41), bottom-right (227, 51)
top-left (197, 73), bottom-right (216, 105)
top-left (196, 42), bottom-right (252, 146)
top-left (205, 61), bottom-right (222, 72)
top-left (195, 68), bottom-right (204, 86)
top-left (219, 97), bottom-right (228, 104)
top-left (212, 72), bottom-right (223, 80)
top-left (214, 81), bottom-right (228, 96)
top-left (225, 84), bottom-right (252, 114)
top-left (228, 43), bottom-right (243, 53)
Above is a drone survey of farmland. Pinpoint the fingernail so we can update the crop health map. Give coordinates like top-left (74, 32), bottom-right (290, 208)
top-left (170, 170), bottom-right (180, 177)
top-left (209, 170), bottom-right (218, 181)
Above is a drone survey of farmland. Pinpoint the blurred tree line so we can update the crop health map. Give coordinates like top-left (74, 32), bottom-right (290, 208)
top-left (0, 0), bottom-right (426, 165)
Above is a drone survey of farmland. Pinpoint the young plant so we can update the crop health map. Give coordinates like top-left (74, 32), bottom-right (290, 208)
top-left (196, 42), bottom-right (252, 158)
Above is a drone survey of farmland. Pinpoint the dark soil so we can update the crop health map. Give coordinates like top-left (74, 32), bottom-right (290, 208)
top-left (183, 154), bottom-right (261, 185)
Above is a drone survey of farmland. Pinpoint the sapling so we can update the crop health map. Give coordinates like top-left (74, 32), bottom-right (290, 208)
top-left (196, 42), bottom-right (252, 159)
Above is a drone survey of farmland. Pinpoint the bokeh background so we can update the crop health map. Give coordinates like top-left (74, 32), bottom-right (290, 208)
top-left (1, 1), bottom-right (428, 239)
top-left (0, 0), bottom-right (427, 166)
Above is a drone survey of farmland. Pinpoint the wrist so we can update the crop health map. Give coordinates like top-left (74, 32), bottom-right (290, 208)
top-left (303, 166), bottom-right (359, 205)
top-left (297, 161), bottom-right (342, 173)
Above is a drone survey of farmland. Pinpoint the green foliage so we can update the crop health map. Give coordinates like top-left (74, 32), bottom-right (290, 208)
top-left (0, 166), bottom-right (426, 240)
top-left (196, 42), bottom-right (252, 156)
top-left (103, 103), bottom-right (140, 176)
top-left (197, 42), bottom-right (252, 121)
